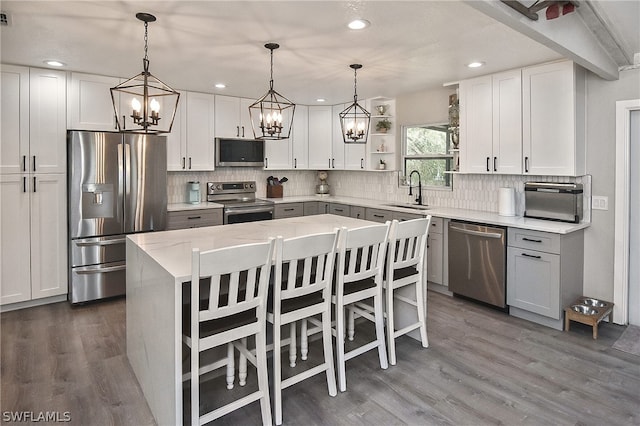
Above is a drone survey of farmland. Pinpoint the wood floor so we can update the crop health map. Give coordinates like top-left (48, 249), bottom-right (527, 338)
top-left (2, 291), bottom-right (638, 425)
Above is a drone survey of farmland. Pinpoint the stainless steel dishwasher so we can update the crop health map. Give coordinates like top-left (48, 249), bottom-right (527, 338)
top-left (448, 221), bottom-right (507, 309)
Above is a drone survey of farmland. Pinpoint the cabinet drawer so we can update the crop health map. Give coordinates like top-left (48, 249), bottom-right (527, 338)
top-left (303, 201), bottom-right (319, 216)
top-left (365, 208), bottom-right (393, 223)
top-left (393, 211), bottom-right (423, 222)
top-left (350, 206), bottom-right (365, 220)
top-left (274, 203), bottom-right (303, 219)
top-left (429, 217), bottom-right (444, 234)
top-left (167, 209), bottom-right (222, 230)
top-left (508, 228), bottom-right (560, 254)
top-left (329, 203), bottom-right (350, 217)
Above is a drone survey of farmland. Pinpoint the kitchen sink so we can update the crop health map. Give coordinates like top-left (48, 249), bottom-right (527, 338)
top-left (384, 203), bottom-right (431, 210)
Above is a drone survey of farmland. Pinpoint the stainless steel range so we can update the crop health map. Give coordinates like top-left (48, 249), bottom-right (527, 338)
top-left (207, 181), bottom-right (275, 224)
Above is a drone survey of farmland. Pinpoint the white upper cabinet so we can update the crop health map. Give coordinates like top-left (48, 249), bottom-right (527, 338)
top-left (292, 105), bottom-right (309, 169)
top-left (522, 60), bottom-right (586, 176)
top-left (166, 90), bottom-right (187, 171)
top-left (330, 104), bottom-right (347, 170)
top-left (460, 69), bottom-right (521, 174)
top-left (264, 137), bottom-right (292, 170)
top-left (68, 73), bottom-right (120, 131)
top-left (29, 68), bottom-right (67, 174)
top-left (1, 66), bottom-right (66, 175)
top-left (168, 91), bottom-right (215, 171)
top-left (492, 70), bottom-right (522, 175)
top-left (307, 105), bottom-right (332, 170)
top-left (1, 65), bottom-right (29, 175)
top-left (214, 95), bottom-right (254, 139)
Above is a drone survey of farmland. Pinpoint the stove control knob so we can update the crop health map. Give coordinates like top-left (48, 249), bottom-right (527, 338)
top-left (249, 183), bottom-right (255, 189)
top-left (216, 184), bottom-right (222, 190)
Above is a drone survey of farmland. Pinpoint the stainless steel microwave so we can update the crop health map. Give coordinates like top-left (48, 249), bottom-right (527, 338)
top-left (215, 138), bottom-right (264, 167)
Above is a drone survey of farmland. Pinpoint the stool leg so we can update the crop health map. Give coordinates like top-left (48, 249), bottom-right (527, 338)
top-left (226, 343), bottom-right (235, 390)
top-left (239, 337), bottom-right (247, 386)
top-left (289, 322), bottom-right (297, 367)
top-left (301, 319), bottom-right (308, 361)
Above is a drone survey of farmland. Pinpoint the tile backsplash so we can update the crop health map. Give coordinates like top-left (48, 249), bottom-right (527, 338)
top-left (168, 169), bottom-right (591, 222)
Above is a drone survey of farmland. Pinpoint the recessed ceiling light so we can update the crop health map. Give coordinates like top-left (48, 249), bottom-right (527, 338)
top-left (467, 61), bottom-right (485, 68)
top-left (44, 60), bottom-right (65, 67)
top-left (214, 83), bottom-right (226, 89)
top-left (316, 98), bottom-right (326, 102)
top-left (348, 19), bottom-right (370, 30)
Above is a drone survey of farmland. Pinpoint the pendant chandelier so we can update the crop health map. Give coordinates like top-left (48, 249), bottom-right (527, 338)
top-left (339, 64), bottom-right (370, 144)
top-left (110, 13), bottom-right (180, 134)
top-left (249, 43), bottom-right (295, 140)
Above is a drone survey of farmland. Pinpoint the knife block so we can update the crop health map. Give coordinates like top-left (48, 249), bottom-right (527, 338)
top-left (267, 185), bottom-right (283, 198)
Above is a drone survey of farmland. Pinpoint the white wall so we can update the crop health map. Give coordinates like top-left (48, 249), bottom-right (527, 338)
top-left (584, 68), bottom-right (640, 302)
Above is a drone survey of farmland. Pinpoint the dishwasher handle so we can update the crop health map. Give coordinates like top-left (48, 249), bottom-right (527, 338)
top-left (449, 224), bottom-right (503, 239)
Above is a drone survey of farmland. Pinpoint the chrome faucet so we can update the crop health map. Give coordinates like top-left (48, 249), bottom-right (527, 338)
top-left (408, 170), bottom-right (423, 205)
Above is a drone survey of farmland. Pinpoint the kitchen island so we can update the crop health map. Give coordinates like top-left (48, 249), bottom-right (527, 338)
top-left (126, 214), bottom-right (380, 425)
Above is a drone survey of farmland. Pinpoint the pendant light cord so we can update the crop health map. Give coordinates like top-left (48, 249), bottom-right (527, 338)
top-left (143, 20), bottom-right (149, 73)
top-left (353, 67), bottom-right (358, 103)
top-left (269, 47), bottom-right (274, 90)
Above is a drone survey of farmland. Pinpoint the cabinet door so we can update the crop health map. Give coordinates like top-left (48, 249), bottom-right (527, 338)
top-left (459, 75), bottom-right (493, 173)
top-left (186, 92), bottom-right (215, 171)
top-left (427, 232), bottom-right (443, 285)
top-left (30, 173), bottom-right (67, 299)
top-left (68, 73), bottom-right (120, 131)
top-left (1, 65), bottom-right (29, 175)
top-left (303, 201), bottom-right (319, 216)
top-left (329, 203), bottom-right (350, 217)
top-left (0, 175), bottom-right (31, 305)
top-left (239, 98), bottom-right (254, 139)
top-left (331, 104), bottom-right (346, 169)
top-left (292, 105), bottom-right (309, 169)
top-left (507, 247), bottom-right (560, 318)
top-left (29, 68), bottom-right (67, 174)
top-left (214, 95), bottom-right (241, 138)
top-left (264, 138), bottom-right (292, 169)
top-left (522, 61), bottom-right (576, 176)
top-left (167, 91), bottom-right (187, 171)
top-left (350, 206), bottom-right (365, 219)
top-left (492, 70), bottom-right (522, 174)
top-left (308, 106), bottom-right (332, 170)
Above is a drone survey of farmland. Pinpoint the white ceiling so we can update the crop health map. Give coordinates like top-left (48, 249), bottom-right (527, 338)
top-left (1, 1), bottom-right (637, 105)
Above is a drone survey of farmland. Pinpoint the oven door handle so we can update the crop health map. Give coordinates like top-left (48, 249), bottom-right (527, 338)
top-left (224, 206), bottom-right (274, 215)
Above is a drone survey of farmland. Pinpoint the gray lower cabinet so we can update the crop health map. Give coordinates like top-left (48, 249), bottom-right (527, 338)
top-left (507, 228), bottom-right (584, 330)
top-left (303, 201), bottom-right (318, 216)
top-left (365, 208), bottom-right (393, 223)
top-left (426, 217), bottom-right (444, 285)
top-left (274, 202), bottom-right (304, 219)
top-left (350, 206), bottom-right (365, 219)
top-left (167, 208), bottom-right (223, 230)
top-left (329, 203), bottom-right (350, 217)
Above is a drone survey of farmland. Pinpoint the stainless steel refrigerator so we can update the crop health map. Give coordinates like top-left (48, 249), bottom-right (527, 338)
top-left (68, 130), bottom-right (167, 304)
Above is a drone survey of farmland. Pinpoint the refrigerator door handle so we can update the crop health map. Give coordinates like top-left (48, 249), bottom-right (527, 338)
top-left (117, 142), bottom-right (125, 225)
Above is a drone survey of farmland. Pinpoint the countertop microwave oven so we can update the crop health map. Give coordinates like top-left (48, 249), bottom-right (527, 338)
top-left (524, 182), bottom-right (583, 223)
top-left (215, 138), bottom-right (264, 167)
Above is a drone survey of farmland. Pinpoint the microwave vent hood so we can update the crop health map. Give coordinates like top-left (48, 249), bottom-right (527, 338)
top-left (215, 137), bottom-right (264, 167)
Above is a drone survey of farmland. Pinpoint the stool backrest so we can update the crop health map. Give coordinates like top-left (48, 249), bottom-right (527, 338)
top-left (191, 239), bottom-right (275, 323)
top-left (336, 222), bottom-right (391, 290)
top-left (273, 231), bottom-right (339, 307)
top-left (387, 217), bottom-right (431, 273)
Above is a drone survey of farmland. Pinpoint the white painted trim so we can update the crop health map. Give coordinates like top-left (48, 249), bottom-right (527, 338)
top-left (614, 99), bottom-right (640, 324)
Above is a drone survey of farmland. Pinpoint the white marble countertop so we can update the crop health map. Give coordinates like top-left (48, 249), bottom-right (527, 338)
top-left (264, 195), bottom-right (589, 234)
top-left (128, 214), bottom-right (376, 281)
top-left (167, 201), bottom-right (223, 211)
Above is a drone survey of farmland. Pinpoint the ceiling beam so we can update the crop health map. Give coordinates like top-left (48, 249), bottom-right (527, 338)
top-left (466, 0), bottom-right (619, 80)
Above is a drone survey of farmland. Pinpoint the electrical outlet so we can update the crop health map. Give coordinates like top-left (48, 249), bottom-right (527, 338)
top-left (592, 196), bottom-right (608, 210)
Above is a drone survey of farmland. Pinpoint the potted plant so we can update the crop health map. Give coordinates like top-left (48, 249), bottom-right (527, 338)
top-left (378, 159), bottom-right (386, 170)
top-left (375, 118), bottom-right (392, 133)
